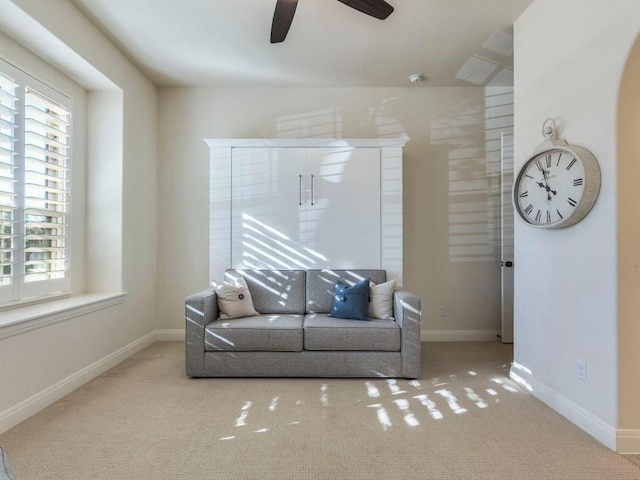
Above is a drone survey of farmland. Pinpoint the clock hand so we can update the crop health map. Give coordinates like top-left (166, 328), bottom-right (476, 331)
top-left (541, 169), bottom-right (556, 200)
top-left (536, 183), bottom-right (557, 195)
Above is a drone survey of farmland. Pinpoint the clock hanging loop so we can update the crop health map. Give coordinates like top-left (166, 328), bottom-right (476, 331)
top-left (542, 117), bottom-right (556, 139)
top-left (534, 118), bottom-right (568, 154)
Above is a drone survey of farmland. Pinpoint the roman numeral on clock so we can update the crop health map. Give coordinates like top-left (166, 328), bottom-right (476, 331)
top-left (556, 153), bottom-right (562, 167)
top-left (568, 197), bottom-right (577, 207)
top-left (545, 155), bottom-right (551, 168)
top-left (546, 211), bottom-right (551, 223)
top-left (566, 158), bottom-right (577, 170)
top-left (574, 178), bottom-right (584, 186)
top-left (535, 209), bottom-right (542, 222)
top-left (556, 209), bottom-right (563, 219)
top-left (519, 191), bottom-right (528, 198)
top-left (524, 204), bottom-right (534, 215)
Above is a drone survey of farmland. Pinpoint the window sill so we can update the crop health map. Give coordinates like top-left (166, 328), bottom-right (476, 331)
top-left (0, 292), bottom-right (127, 340)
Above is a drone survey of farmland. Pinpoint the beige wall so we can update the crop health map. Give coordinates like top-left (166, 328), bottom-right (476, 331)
top-left (0, 0), bottom-right (158, 432)
top-left (617, 33), bottom-right (640, 449)
top-left (157, 86), bottom-right (510, 340)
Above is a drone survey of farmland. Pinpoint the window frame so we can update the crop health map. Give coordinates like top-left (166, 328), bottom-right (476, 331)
top-left (0, 56), bottom-right (73, 307)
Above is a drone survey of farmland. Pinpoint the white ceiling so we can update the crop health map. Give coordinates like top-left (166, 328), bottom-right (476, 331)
top-left (69, 0), bottom-right (532, 88)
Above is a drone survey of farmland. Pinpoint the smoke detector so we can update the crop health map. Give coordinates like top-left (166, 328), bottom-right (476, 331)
top-left (409, 74), bottom-right (425, 84)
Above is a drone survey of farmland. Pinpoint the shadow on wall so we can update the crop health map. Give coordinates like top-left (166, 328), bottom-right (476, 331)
top-left (210, 90), bottom-right (514, 327)
top-left (268, 90), bottom-right (514, 268)
top-left (274, 98), bottom-right (405, 139)
top-left (435, 87), bottom-right (514, 264)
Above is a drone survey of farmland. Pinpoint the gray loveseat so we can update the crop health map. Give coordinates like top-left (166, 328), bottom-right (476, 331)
top-left (185, 269), bottom-right (421, 378)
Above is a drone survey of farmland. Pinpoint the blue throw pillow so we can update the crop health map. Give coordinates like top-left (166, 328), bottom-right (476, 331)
top-left (328, 278), bottom-right (371, 321)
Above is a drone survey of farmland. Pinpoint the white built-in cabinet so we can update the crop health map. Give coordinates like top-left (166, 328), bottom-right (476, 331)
top-left (231, 146), bottom-right (381, 269)
top-left (205, 138), bottom-right (406, 283)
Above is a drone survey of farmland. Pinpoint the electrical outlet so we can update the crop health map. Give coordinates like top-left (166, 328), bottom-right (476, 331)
top-left (438, 305), bottom-right (446, 317)
top-left (576, 360), bottom-right (587, 381)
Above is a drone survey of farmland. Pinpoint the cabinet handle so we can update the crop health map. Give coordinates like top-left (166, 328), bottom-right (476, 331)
top-left (299, 175), bottom-right (303, 205)
top-left (310, 174), bottom-right (315, 205)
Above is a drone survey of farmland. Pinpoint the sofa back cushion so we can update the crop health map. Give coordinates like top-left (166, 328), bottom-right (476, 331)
top-left (225, 269), bottom-right (306, 314)
top-left (306, 269), bottom-right (387, 313)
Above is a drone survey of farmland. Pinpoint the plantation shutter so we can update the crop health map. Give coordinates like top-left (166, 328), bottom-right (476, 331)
top-left (0, 58), bottom-right (73, 305)
top-left (21, 85), bottom-right (71, 297)
top-left (0, 70), bottom-right (18, 302)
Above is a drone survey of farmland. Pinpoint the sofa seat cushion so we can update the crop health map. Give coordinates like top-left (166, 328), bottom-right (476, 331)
top-left (303, 314), bottom-right (400, 351)
top-left (205, 315), bottom-right (303, 352)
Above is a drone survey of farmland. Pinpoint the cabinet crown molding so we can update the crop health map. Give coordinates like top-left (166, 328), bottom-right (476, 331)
top-left (204, 138), bottom-right (408, 148)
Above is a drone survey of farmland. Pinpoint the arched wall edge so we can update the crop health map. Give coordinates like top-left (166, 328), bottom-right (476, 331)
top-left (616, 31), bottom-right (640, 453)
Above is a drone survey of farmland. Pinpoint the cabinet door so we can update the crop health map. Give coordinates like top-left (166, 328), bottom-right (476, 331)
top-left (231, 147), bottom-right (381, 270)
top-left (231, 147), bottom-right (306, 269)
top-left (303, 147), bottom-right (381, 269)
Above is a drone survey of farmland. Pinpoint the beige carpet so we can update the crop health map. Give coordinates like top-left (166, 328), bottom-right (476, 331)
top-left (1, 341), bottom-right (639, 480)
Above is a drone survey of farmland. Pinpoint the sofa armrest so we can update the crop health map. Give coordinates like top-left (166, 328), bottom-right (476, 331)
top-left (393, 289), bottom-right (422, 378)
top-left (185, 288), bottom-right (218, 377)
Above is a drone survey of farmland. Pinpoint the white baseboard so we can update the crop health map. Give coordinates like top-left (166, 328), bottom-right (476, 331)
top-left (421, 329), bottom-right (501, 342)
top-left (616, 430), bottom-right (640, 454)
top-left (509, 365), bottom-right (619, 452)
top-left (0, 331), bottom-right (156, 435)
top-left (0, 329), bottom-right (185, 435)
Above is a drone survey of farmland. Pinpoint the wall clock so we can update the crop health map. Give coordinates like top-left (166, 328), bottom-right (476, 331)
top-left (513, 119), bottom-right (601, 229)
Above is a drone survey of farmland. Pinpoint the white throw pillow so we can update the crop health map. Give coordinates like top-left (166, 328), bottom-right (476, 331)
top-left (368, 279), bottom-right (397, 319)
top-left (212, 277), bottom-right (259, 320)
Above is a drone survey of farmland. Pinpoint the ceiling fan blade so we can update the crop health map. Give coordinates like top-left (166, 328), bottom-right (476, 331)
top-left (271, 0), bottom-right (298, 43)
top-left (336, 0), bottom-right (394, 20)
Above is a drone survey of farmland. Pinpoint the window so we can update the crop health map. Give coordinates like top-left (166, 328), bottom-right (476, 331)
top-left (0, 58), bottom-right (72, 305)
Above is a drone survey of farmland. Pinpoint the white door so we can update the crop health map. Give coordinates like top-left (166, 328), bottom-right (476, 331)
top-left (231, 147), bottom-right (306, 269)
top-left (501, 133), bottom-right (514, 343)
top-left (231, 146), bottom-right (382, 270)
top-left (304, 147), bottom-right (381, 269)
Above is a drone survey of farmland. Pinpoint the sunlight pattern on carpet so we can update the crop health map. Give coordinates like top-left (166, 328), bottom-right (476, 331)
top-left (218, 371), bottom-right (523, 440)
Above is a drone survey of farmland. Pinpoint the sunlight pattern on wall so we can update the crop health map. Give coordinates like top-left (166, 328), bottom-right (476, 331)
top-left (434, 87), bottom-right (514, 263)
top-left (276, 108), bottom-right (343, 138)
top-left (274, 102), bottom-right (404, 140)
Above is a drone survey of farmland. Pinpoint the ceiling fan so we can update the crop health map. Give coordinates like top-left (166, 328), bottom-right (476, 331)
top-left (271, 0), bottom-right (394, 43)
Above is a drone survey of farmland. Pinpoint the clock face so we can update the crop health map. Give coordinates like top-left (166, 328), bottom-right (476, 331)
top-left (514, 148), bottom-right (589, 228)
